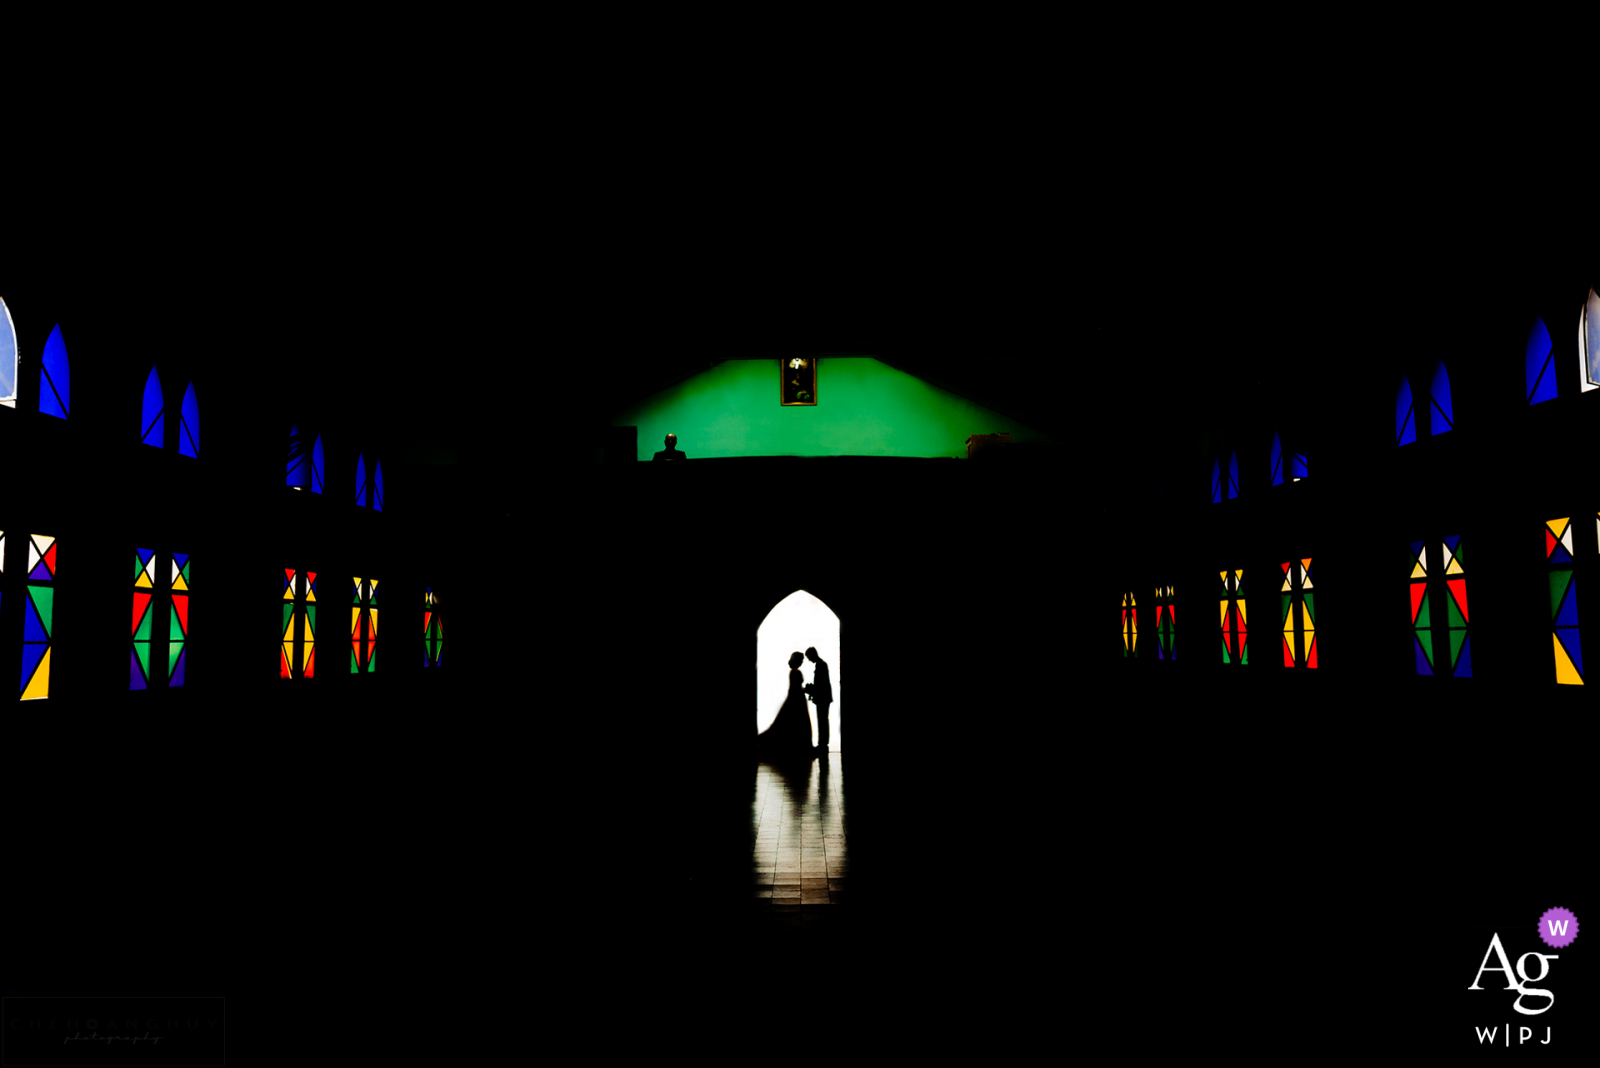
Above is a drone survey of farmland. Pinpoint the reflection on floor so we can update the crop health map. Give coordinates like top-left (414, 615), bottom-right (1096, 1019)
top-left (750, 755), bottom-right (846, 906)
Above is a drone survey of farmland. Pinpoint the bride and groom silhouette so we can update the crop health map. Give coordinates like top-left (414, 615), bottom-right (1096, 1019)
top-left (757, 647), bottom-right (832, 761)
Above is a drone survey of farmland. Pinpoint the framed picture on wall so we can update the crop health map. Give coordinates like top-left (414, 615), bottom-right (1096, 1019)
top-left (781, 357), bottom-right (817, 406)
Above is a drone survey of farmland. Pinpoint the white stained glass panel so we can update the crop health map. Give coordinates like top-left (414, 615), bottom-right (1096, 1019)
top-left (0, 297), bottom-right (15, 405)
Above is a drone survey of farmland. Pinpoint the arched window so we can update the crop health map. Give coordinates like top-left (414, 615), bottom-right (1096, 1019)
top-left (40, 325), bottom-right (69, 420)
top-left (0, 297), bottom-right (16, 408)
top-left (1526, 316), bottom-right (1557, 405)
top-left (287, 426), bottom-right (310, 489)
top-left (1396, 376), bottom-right (1417, 445)
top-left (354, 455), bottom-right (384, 509)
top-left (1581, 287), bottom-right (1599, 394)
top-left (1270, 432), bottom-right (1308, 485)
top-left (1428, 359), bottom-right (1454, 435)
top-left (141, 367), bottom-right (164, 447)
top-left (178, 382), bottom-right (200, 457)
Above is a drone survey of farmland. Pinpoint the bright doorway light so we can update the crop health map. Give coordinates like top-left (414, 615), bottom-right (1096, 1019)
top-left (756, 590), bottom-right (841, 751)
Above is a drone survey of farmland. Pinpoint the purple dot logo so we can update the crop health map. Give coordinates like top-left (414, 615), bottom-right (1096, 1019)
top-left (1538, 906), bottom-right (1579, 949)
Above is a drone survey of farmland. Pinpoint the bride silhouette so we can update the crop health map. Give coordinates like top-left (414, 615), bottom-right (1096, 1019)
top-left (756, 651), bottom-right (815, 762)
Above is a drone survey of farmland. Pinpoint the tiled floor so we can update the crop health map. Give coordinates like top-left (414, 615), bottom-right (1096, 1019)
top-left (750, 754), bottom-right (846, 905)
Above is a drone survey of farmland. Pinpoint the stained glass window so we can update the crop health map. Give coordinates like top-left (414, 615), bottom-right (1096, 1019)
top-left (22, 534), bottom-right (57, 700)
top-left (1526, 316), bottom-right (1557, 405)
top-left (1121, 591), bottom-right (1137, 658)
top-left (171, 553), bottom-right (190, 686)
top-left (0, 297), bottom-right (16, 407)
top-left (287, 426), bottom-right (310, 489)
top-left (374, 462), bottom-right (384, 512)
top-left (355, 454), bottom-right (367, 507)
top-left (1546, 518), bottom-right (1583, 686)
top-left (1581, 288), bottom-right (1598, 394)
top-left (1227, 451), bottom-right (1239, 499)
top-left (40, 324), bottom-right (69, 420)
top-left (1280, 559), bottom-right (1317, 668)
top-left (1272, 432), bottom-right (1308, 485)
top-left (1153, 585), bottom-right (1176, 661)
top-left (1408, 540), bottom-right (1431, 675)
top-left (312, 435), bottom-right (324, 494)
top-left (1396, 376), bottom-right (1416, 446)
top-left (131, 547), bottom-right (156, 689)
top-left (351, 576), bottom-right (379, 673)
top-left (141, 367), bottom-right (164, 447)
top-left (1408, 538), bottom-right (1470, 677)
top-left (179, 382), bottom-right (199, 458)
top-left (282, 568), bottom-right (318, 679)
top-left (1428, 359), bottom-right (1454, 435)
top-left (424, 588), bottom-right (443, 667)
top-left (1211, 459), bottom-right (1222, 504)
top-left (1219, 569), bottom-right (1247, 664)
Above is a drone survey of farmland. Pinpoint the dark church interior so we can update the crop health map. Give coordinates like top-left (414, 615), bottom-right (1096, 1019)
top-left (5, 225), bottom-right (1592, 1044)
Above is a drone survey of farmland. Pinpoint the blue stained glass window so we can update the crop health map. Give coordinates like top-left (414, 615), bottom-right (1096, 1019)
top-left (1429, 359), bottom-right (1454, 434)
top-left (287, 425), bottom-right (309, 488)
top-left (141, 367), bottom-right (165, 446)
top-left (1289, 451), bottom-right (1308, 479)
top-left (1211, 459), bottom-right (1221, 504)
top-left (1397, 376), bottom-right (1416, 445)
top-left (40, 324), bottom-right (69, 419)
top-left (355, 454), bottom-right (367, 507)
top-left (374, 461), bottom-right (384, 512)
top-left (179, 382), bottom-right (199, 457)
top-left (1270, 433), bottom-right (1283, 487)
top-left (1227, 451), bottom-right (1239, 499)
top-left (1526, 317), bottom-right (1557, 405)
top-left (0, 296), bottom-right (16, 406)
top-left (311, 435), bottom-right (324, 493)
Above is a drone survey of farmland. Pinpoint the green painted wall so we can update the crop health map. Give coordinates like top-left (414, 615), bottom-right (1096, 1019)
top-left (613, 357), bottom-right (1054, 460)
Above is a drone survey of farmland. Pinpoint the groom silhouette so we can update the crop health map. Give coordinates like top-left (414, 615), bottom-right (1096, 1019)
top-left (804, 647), bottom-right (832, 753)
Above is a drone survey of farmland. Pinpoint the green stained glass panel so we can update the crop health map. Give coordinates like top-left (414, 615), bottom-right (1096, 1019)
top-left (1222, 639), bottom-right (1231, 664)
top-left (1549, 571), bottom-right (1572, 618)
top-left (135, 607), bottom-right (152, 641)
top-left (29, 587), bottom-right (54, 637)
top-left (1446, 593), bottom-right (1465, 628)
top-left (169, 612), bottom-right (184, 641)
top-left (134, 641), bottom-right (151, 678)
top-left (133, 552), bottom-right (144, 581)
top-left (1280, 594), bottom-right (1292, 626)
top-left (1241, 641), bottom-right (1249, 665)
top-left (1302, 592), bottom-right (1316, 625)
top-left (283, 603), bottom-right (293, 633)
top-left (306, 605), bottom-right (317, 638)
top-left (352, 648), bottom-right (359, 673)
top-left (169, 641), bottom-right (184, 675)
top-left (1418, 632), bottom-right (1435, 667)
top-left (1416, 596), bottom-right (1432, 630)
top-left (181, 562), bottom-right (191, 585)
top-left (1449, 628), bottom-right (1467, 669)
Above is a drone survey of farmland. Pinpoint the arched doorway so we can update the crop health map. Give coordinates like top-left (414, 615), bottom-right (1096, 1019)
top-left (756, 590), bottom-right (841, 751)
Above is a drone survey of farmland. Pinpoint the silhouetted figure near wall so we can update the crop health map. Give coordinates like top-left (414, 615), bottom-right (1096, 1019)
top-left (805, 647), bottom-right (832, 755)
top-left (757, 652), bottom-right (814, 762)
top-left (652, 433), bottom-right (686, 461)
